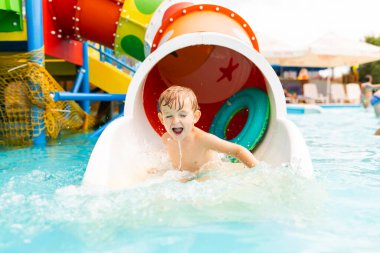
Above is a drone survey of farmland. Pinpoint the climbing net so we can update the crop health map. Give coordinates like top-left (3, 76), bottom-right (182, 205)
top-left (0, 49), bottom-right (96, 146)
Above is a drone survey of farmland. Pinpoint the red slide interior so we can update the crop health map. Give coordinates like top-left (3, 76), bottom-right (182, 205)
top-left (143, 45), bottom-right (267, 139)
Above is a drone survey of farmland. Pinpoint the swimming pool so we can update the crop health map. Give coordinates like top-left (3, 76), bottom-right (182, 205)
top-left (1, 108), bottom-right (380, 252)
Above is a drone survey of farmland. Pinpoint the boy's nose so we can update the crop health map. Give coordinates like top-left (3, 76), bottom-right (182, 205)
top-left (172, 116), bottom-right (180, 124)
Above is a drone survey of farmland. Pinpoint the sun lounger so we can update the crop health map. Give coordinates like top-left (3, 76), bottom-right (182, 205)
top-left (303, 83), bottom-right (327, 103)
top-left (346, 83), bottom-right (361, 104)
top-left (330, 83), bottom-right (346, 103)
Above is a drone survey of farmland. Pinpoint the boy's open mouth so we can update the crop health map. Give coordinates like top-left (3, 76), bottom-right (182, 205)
top-left (172, 127), bottom-right (183, 135)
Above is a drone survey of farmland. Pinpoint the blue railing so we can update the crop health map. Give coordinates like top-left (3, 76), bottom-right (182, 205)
top-left (53, 92), bottom-right (125, 101)
top-left (52, 42), bottom-right (138, 136)
top-left (88, 43), bottom-right (136, 73)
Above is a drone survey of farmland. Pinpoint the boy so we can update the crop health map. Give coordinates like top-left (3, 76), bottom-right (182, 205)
top-left (156, 85), bottom-right (258, 180)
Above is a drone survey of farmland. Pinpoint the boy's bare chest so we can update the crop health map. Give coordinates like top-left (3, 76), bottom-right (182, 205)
top-left (167, 141), bottom-right (204, 159)
top-left (166, 141), bottom-right (210, 171)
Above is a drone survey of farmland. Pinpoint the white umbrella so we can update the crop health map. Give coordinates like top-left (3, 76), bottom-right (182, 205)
top-left (269, 32), bottom-right (380, 68)
top-left (259, 33), bottom-right (380, 102)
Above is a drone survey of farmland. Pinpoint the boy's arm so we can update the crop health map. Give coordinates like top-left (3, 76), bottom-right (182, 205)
top-left (202, 132), bottom-right (259, 168)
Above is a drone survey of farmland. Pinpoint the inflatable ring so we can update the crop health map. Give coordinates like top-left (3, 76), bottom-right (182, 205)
top-left (209, 87), bottom-right (269, 150)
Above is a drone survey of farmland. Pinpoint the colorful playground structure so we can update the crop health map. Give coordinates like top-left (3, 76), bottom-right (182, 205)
top-left (0, 0), bottom-right (134, 145)
top-left (0, 0), bottom-right (313, 188)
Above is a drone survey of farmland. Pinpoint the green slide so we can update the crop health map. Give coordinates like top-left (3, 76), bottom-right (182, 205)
top-left (0, 0), bottom-right (23, 32)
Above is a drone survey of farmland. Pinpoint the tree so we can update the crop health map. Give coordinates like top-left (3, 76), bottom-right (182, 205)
top-left (358, 36), bottom-right (380, 83)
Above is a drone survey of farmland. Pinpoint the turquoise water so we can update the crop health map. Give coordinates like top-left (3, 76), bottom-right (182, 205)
top-left (1, 108), bottom-right (380, 252)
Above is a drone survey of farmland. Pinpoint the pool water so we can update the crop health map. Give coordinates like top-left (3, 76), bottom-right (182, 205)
top-left (1, 108), bottom-right (380, 252)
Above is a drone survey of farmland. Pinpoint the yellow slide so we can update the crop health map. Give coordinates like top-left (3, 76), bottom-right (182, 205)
top-left (88, 47), bottom-right (132, 94)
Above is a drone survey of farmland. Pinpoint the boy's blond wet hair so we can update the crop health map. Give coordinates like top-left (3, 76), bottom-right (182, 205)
top-left (158, 86), bottom-right (200, 112)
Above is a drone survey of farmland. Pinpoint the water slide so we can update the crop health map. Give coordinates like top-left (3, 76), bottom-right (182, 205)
top-left (43, 0), bottom-right (132, 93)
top-left (0, 0), bottom-right (132, 93)
top-left (48, 0), bottom-right (313, 189)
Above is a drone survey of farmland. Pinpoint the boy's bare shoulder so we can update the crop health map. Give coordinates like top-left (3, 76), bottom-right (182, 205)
top-left (193, 127), bottom-right (209, 138)
top-left (195, 127), bottom-right (237, 151)
top-left (194, 127), bottom-right (219, 143)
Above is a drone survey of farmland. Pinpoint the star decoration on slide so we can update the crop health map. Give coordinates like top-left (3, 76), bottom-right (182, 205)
top-left (217, 57), bottom-right (239, 82)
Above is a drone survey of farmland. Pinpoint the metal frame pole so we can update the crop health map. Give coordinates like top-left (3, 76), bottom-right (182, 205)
top-left (26, 0), bottom-right (46, 145)
top-left (80, 41), bottom-right (90, 113)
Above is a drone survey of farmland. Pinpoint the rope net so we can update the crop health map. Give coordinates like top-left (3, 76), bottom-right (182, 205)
top-left (0, 49), bottom-right (96, 146)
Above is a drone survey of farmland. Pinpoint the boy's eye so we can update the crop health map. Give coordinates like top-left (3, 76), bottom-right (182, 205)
top-left (180, 114), bottom-right (187, 118)
top-left (165, 115), bottom-right (172, 118)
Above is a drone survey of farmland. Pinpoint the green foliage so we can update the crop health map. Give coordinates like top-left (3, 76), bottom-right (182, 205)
top-left (365, 37), bottom-right (380, 46)
top-left (358, 36), bottom-right (380, 83)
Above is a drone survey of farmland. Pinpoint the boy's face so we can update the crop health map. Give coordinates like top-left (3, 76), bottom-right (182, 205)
top-left (158, 97), bottom-right (200, 141)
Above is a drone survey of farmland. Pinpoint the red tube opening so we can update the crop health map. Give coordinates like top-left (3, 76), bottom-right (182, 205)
top-left (143, 45), bottom-right (267, 137)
